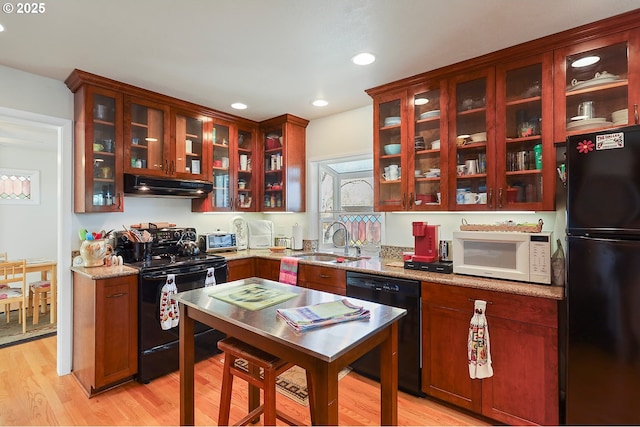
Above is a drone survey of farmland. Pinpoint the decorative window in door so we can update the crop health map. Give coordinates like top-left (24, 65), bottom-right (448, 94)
top-left (0, 168), bottom-right (40, 204)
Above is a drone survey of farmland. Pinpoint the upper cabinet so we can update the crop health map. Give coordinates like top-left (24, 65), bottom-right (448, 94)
top-left (495, 53), bottom-right (555, 211)
top-left (124, 97), bottom-right (170, 177)
top-left (172, 109), bottom-right (211, 181)
top-left (192, 120), bottom-right (259, 212)
top-left (448, 68), bottom-right (496, 211)
top-left (553, 29), bottom-right (640, 142)
top-left (368, 9), bottom-right (640, 213)
top-left (372, 83), bottom-right (450, 212)
top-left (259, 114), bottom-right (309, 212)
top-left (71, 85), bottom-right (124, 213)
top-left (373, 90), bottom-right (406, 211)
top-left (66, 69), bottom-right (306, 213)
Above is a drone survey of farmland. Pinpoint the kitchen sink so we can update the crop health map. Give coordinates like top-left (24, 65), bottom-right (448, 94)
top-left (292, 253), bottom-right (361, 264)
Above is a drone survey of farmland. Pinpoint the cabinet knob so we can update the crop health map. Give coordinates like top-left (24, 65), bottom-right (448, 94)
top-left (634, 104), bottom-right (639, 125)
top-left (498, 188), bottom-right (504, 209)
top-left (488, 189), bottom-right (493, 209)
top-left (409, 192), bottom-right (413, 208)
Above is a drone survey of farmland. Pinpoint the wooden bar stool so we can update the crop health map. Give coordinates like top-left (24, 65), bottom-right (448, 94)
top-left (217, 337), bottom-right (313, 426)
top-left (28, 280), bottom-right (52, 324)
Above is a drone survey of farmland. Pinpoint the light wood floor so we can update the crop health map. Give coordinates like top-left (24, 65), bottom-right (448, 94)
top-left (0, 336), bottom-right (492, 426)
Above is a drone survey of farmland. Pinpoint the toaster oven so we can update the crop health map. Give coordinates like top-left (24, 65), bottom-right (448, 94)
top-left (198, 232), bottom-right (237, 253)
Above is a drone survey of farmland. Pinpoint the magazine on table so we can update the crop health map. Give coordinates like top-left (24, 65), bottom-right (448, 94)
top-left (276, 298), bottom-right (370, 331)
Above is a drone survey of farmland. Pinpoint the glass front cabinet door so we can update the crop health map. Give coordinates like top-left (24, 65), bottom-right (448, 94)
top-left (409, 82), bottom-right (449, 210)
top-left (124, 97), bottom-right (170, 177)
top-left (211, 120), bottom-right (232, 210)
top-left (236, 125), bottom-right (257, 211)
top-left (554, 30), bottom-right (640, 142)
top-left (75, 86), bottom-right (123, 212)
top-left (449, 68), bottom-right (495, 211)
top-left (172, 110), bottom-right (209, 181)
top-left (496, 53), bottom-right (554, 211)
top-left (374, 91), bottom-right (406, 211)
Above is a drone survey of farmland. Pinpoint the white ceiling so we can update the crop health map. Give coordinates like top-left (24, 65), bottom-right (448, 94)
top-left (0, 1), bottom-right (638, 122)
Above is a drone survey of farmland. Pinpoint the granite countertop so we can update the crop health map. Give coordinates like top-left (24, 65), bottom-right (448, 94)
top-left (219, 249), bottom-right (565, 301)
top-left (71, 264), bottom-right (139, 280)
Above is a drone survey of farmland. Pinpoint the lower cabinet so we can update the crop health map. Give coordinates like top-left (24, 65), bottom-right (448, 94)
top-left (422, 282), bottom-right (559, 425)
top-left (298, 264), bottom-right (346, 295)
top-left (72, 272), bottom-right (138, 397)
top-left (255, 258), bottom-right (281, 282)
top-left (226, 258), bottom-right (255, 281)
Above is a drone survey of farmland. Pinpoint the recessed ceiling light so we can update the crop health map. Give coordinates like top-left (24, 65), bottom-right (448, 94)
top-left (414, 98), bottom-right (429, 105)
top-left (312, 99), bottom-right (328, 107)
top-left (352, 52), bottom-right (375, 66)
top-left (571, 55), bottom-right (600, 68)
top-left (0, 24), bottom-right (5, 32)
top-left (231, 102), bottom-right (247, 110)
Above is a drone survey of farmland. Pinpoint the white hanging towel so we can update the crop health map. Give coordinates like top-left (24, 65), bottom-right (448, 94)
top-left (468, 300), bottom-right (493, 379)
top-left (159, 274), bottom-right (180, 330)
top-left (204, 267), bottom-right (217, 287)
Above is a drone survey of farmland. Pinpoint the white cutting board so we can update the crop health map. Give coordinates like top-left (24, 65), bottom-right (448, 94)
top-left (248, 220), bottom-right (274, 249)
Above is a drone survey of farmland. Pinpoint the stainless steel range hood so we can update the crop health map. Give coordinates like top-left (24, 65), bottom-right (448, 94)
top-left (124, 174), bottom-right (212, 198)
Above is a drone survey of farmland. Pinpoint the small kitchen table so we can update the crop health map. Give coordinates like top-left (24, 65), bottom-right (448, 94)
top-left (174, 277), bottom-right (406, 426)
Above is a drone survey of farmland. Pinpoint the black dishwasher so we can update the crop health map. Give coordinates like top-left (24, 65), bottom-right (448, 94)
top-left (346, 271), bottom-right (423, 396)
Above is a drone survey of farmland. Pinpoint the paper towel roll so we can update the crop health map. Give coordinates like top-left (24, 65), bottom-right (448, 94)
top-left (292, 223), bottom-right (304, 250)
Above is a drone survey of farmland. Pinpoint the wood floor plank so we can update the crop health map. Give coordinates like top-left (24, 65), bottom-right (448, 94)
top-left (0, 336), bottom-right (491, 426)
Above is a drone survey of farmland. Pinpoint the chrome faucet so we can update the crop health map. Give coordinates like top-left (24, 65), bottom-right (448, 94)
top-left (325, 221), bottom-right (350, 256)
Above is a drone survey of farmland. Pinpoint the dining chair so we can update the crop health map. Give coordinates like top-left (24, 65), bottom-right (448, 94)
top-left (0, 260), bottom-right (28, 333)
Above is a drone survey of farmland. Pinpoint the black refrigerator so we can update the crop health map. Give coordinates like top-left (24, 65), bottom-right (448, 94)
top-left (565, 124), bottom-right (640, 425)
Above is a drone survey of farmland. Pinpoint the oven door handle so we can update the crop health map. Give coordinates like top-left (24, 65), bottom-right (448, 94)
top-left (142, 269), bottom-right (209, 282)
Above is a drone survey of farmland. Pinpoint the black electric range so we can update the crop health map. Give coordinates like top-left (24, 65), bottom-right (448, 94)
top-left (115, 226), bottom-right (228, 383)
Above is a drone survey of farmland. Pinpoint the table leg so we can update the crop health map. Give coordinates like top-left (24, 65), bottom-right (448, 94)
top-left (379, 323), bottom-right (399, 426)
top-left (248, 363), bottom-right (261, 423)
top-left (179, 304), bottom-right (195, 426)
top-left (309, 362), bottom-right (339, 426)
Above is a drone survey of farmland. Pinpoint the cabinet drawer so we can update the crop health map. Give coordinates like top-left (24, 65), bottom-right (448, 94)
top-left (422, 282), bottom-right (557, 328)
top-left (299, 264), bottom-right (345, 283)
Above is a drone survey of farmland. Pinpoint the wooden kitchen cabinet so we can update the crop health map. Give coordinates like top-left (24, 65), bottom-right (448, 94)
top-left (494, 53), bottom-right (555, 211)
top-left (68, 83), bottom-right (124, 212)
top-left (298, 264), bottom-right (346, 295)
top-left (255, 258), bottom-right (281, 281)
top-left (259, 114), bottom-right (309, 212)
top-left (370, 83), bottom-right (451, 212)
top-left (124, 96), bottom-right (170, 177)
top-left (192, 121), bottom-right (259, 212)
top-left (72, 272), bottom-right (138, 397)
top-left (125, 104), bottom-right (211, 181)
top-left (422, 282), bottom-right (559, 425)
top-left (448, 67), bottom-right (496, 211)
top-left (553, 29), bottom-right (640, 142)
top-left (226, 258), bottom-right (255, 281)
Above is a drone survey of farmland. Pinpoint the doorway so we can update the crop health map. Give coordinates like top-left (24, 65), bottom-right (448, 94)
top-left (0, 106), bottom-right (73, 375)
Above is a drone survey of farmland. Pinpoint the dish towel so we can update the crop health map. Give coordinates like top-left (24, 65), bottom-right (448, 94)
top-left (160, 274), bottom-right (180, 330)
top-left (468, 300), bottom-right (493, 379)
top-left (205, 267), bottom-right (217, 287)
top-left (279, 256), bottom-right (299, 285)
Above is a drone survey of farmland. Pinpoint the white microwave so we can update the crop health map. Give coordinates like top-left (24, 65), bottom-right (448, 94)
top-left (452, 231), bottom-right (552, 284)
